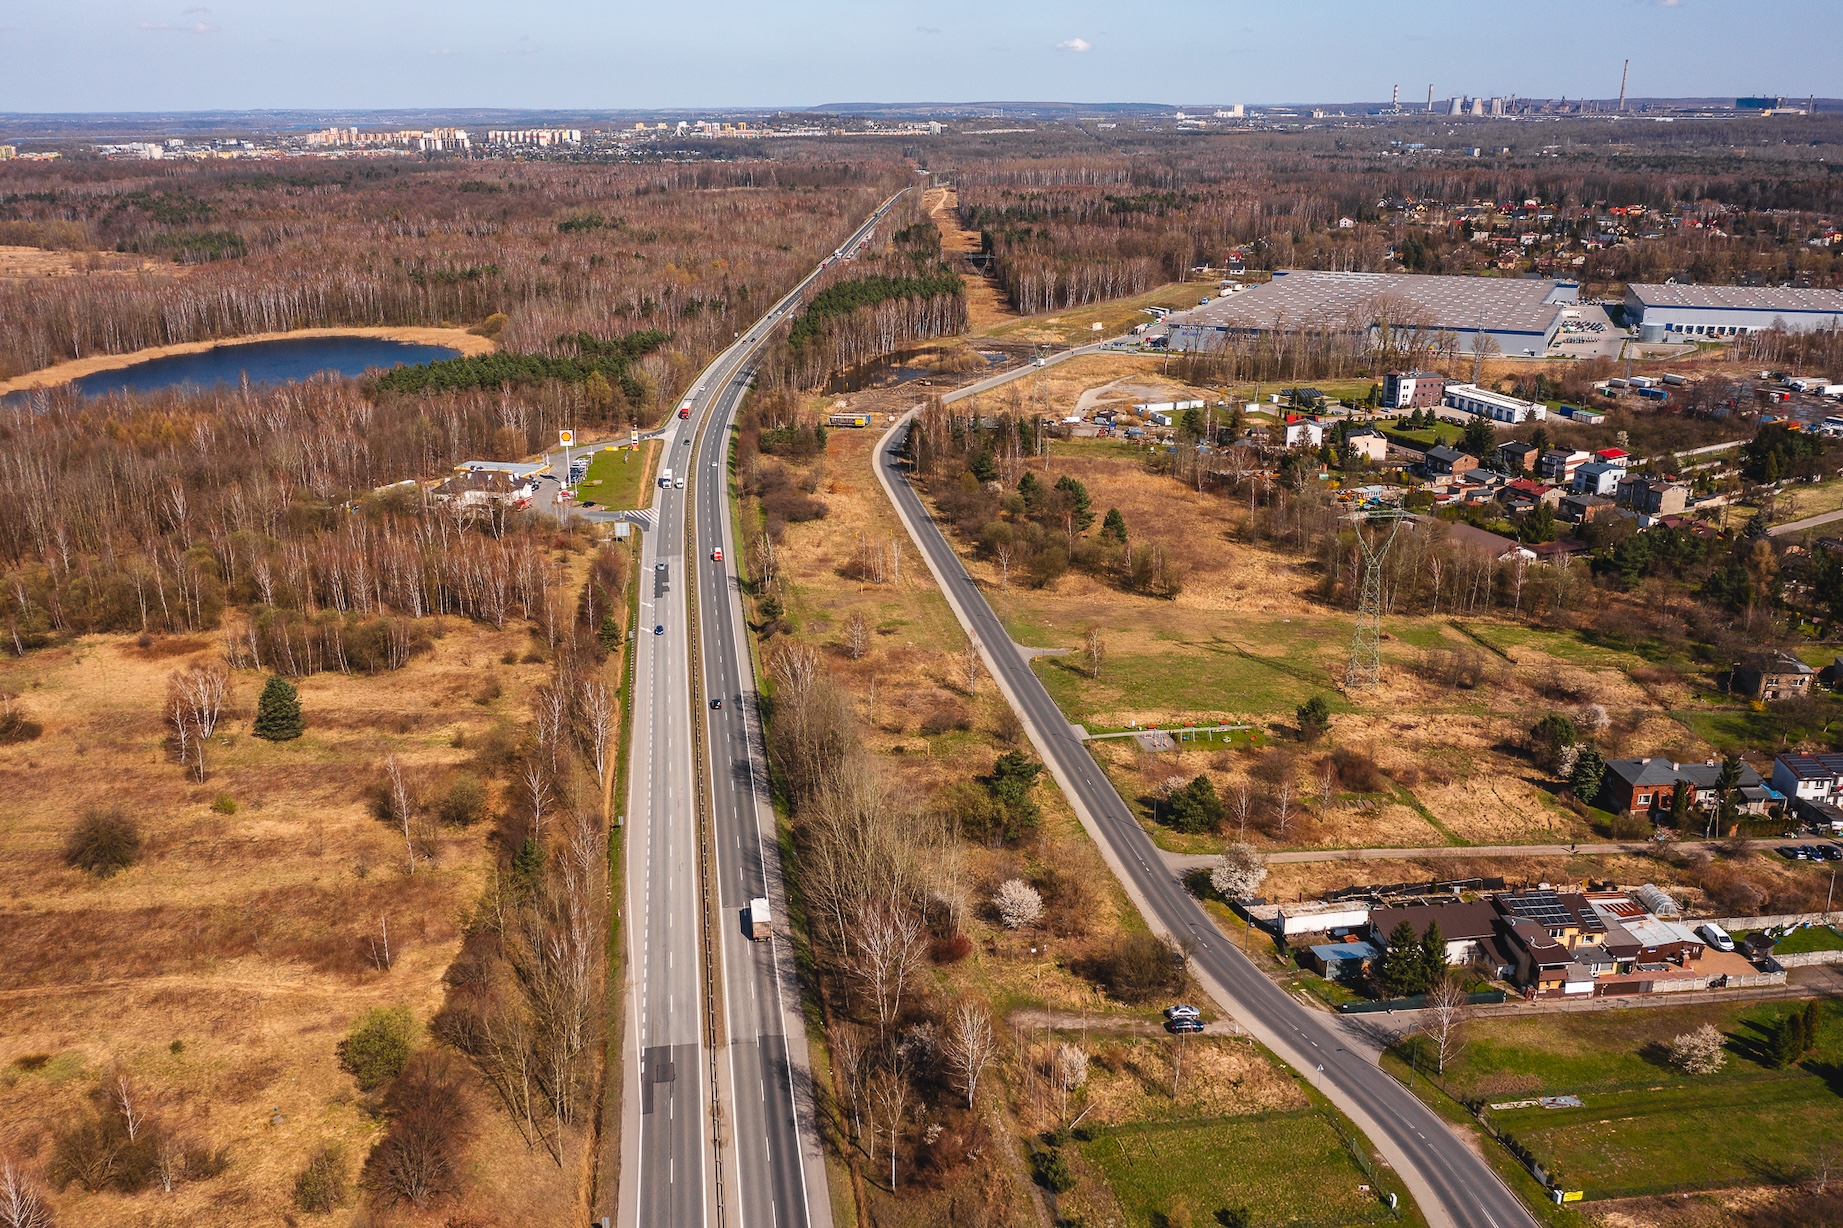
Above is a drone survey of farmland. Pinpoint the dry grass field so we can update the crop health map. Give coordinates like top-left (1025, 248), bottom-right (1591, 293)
top-left (0, 620), bottom-right (589, 1227)
top-left (0, 244), bottom-right (176, 280)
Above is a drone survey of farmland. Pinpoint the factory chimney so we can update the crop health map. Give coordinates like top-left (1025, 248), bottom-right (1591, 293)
top-left (1618, 59), bottom-right (1629, 112)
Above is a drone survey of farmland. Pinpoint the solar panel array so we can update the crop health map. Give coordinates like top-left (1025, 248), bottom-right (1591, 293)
top-left (1498, 890), bottom-right (1605, 934)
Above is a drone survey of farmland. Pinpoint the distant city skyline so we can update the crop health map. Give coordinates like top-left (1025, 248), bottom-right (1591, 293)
top-left (0, 0), bottom-right (1837, 113)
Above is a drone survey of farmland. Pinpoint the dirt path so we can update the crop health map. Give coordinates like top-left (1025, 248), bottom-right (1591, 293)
top-left (1010, 1008), bottom-right (1244, 1037)
top-left (925, 185), bottom-right (1015, 331)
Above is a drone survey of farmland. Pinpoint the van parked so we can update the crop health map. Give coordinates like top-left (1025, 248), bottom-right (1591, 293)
top-left (1697, 922), bottom-right (1735, 953)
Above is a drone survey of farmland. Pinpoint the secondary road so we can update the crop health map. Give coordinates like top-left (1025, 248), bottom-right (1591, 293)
top-left (617, 188), bottom-right (907, 1228)
top-left (1157, 836), bottom-right (1808, 871)
top-left (874, 415), bottom-right (1539, 1228)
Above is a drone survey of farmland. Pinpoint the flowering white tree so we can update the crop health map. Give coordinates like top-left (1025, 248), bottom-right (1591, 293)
top-left (1669, 1024), bottom-right (1727, 1075)
top-left (1210, 843), bottom-right (1268, 900)
top-left (993, 879), bottom-right (1043, 929)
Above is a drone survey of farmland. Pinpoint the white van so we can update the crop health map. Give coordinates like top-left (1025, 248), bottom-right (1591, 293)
top-left (1697, 922), bottom-right (1735, 953)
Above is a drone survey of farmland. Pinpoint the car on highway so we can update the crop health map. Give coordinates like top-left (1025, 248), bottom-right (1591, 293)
top-left (710, 698), bottom-right (722, 710)
top-left (654, 624), bottom-right (664, 636)
top-left (674, 476), bottom-right (685, 488)
top-left (656, 561), bottom-right (667, 572)
top-left (1165, 1018), bottom-right (1204, 1034)
top-left (712, 547), bottom-right (723, 562)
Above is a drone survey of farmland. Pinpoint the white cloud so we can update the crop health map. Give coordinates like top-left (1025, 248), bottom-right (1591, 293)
top-left (139, 20), bottom-right (218, 32)
top-left (1055, 37), bottom-right (1091, 52)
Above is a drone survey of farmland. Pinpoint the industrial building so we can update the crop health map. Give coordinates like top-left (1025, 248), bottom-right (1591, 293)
top-left (1443, 382), bottom-right (1545, 424)
top-left (1165, 270), bottom-right (1579, 357)
top-left (1625, 284), bottom-right (1843, 341)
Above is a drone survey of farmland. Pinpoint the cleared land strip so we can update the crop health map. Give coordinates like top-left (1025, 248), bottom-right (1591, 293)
top-left (1158, 837), bottom-right (1793, 871)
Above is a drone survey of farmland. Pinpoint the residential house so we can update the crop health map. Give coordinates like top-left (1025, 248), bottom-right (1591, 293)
top-left (1503, 920), bottom-right (1595, 997)
top-left (1494, 888), bottom-right (1609, 954)
top-left (1499, 477), bottom-right (1562, 514)
top-left (1345, 428), bottom-right (1389, 463)
top-left (1440, 520), bottom-right (1537, 562)
top-left (1368, 901), bottom-right (1508, 967)
top-left (1594, 447), bottom-right (1631, 465)
top-left (1573, 461), bottom-right (1626, 496)
top-left (1422, 445), bottom-right (1477, 476)
top-left (1497, 440), bottom-right (1541, 472)
top-left (1734, 651), bottom-right (1815, 702)
top-left (1530, 538), bottom-right (1590, 563)
top-left (1283, 419), bottom-right (1326, 449)
top-left (1770, 752), bottom-right (1843, 805)
top-left (1558, 491), bottom-right (1619, 524)
top-left (1599, 757), bottom-right (1684, 815)
top-left (1615, 475), bottom-right (1689, 516)
top-left (1674, 759), bottom-right (1774, 815)
top-left (1537, 448), bottom-right (1591, 483)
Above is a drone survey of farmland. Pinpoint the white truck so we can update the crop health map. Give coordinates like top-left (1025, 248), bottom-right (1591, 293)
top-left (659, 467), bottom-right (674, 488)
top-left (748, 897), bottom-right (771, 940)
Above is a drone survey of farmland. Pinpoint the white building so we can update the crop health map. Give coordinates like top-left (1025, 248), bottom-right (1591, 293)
top-left (1626, 283), bottom-right (1843, 341)
top-left (1444, 382), bottom-right (1547, 424)
top-left (1283, 421), bottom-right (1325, 449)
top-left (1572, 461), bottom-right (1626, 496)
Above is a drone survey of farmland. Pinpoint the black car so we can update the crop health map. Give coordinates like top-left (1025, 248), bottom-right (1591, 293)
top-left (1780, 846), bottom-right (1805, 860)
top-left (711, 698), bottom-right (722, 710)
top-left (1822, 846), bottom-right (1843, 862)
top-left (1165, 1018), bottom-right (1204, 1035)
top-left (654, 625), bottom-right (664, 636)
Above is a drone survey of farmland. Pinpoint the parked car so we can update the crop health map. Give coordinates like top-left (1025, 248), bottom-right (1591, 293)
top-left (1164, 1004), bottom-right (1201, 1021)
top-left (1165, 1018), bottom-right (1204, 1035)
top-left (1821, 846), bottom-right (1843, 862)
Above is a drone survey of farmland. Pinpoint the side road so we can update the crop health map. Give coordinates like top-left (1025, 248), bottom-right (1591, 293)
top-left (872, 412), bottom-right (1537, 1228)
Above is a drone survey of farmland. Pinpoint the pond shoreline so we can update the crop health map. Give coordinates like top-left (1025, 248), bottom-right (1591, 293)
top-left (0, 325), bottom-right (497, 395)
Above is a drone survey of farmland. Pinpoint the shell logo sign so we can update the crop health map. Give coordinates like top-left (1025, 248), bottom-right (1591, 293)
top-left (559, 429), bottom-right (575, 446)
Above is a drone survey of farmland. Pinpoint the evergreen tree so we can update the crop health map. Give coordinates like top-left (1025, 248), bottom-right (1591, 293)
top-left (1381, 920), bottom-right (1428, 998)
top-left (989, 751), bottom-right (1043, 840)
top-left (1804, 1000), bottom-right (1824, 1054)
top-left (1769, 1013), bottom-right (1808, 1069)
top-left (1569, 743), bottom-right (1607, 806)
top-left (512, 834), bottom-right (545, 890)
top-left (1101, 507), bottom-right (1128, 544)
top-left (1166, 775), bottom-right (1225, 834)
top-left (253, 675), bottom-right (304, 741)
top-left (1528, 424), bottom-right (1552, 456)
top-left (1668, 781), bottom-right (1690, 828)
top-left (1419, 920), bottom-right (1448, 990)
top-left (970, 450), bottom-right (999, 483)
top-left (1461, 415), bottom-right (1497, 460)
top-left (1018, 470), bottom-right (1046, 513)
top-left (1053, 475), bottom-right (1095, 532)
top-left (1296, 695), bottom-right (1331, 742)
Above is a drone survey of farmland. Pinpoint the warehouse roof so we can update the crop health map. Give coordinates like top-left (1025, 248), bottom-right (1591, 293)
top-left (1170, 270), bottom-right (1576, 336)
top-left (1628, 283), bottom-right (1843, 315)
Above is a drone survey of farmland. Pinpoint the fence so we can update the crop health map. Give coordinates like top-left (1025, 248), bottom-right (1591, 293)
top-left (1337, 989), bottom-right (1507, 1014)
top-left (1770, 950), bottom-right (1843, 968)
top-left (1698, 911), bottom-right (1839, 930)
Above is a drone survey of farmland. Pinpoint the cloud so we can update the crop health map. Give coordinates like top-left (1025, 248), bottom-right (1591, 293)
top-left (915, 25), bottom-right (942, 34)
top-left (1055, 37), bottom-right (1091, 52)
top-left (182, 5), bottom-right (210, 12)
top-left (139, 20), bottom-right (218, 32)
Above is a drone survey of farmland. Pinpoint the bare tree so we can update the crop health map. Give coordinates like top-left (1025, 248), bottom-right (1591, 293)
top-left (532, 682), bottom-right (569, 772)
top-left (165, 660), bottom-right (228, 781)
top-left (575, 673), bottom-right (617, 798)
top-left (868, 1062), bottom-right (910, 1190)
top-left (113, 1074), bottom-right (144, 1143)
top-left (994, 543), bottom-right (1012, 589)
top-left (0, 1156), bottom-right (55, 1228)
top-left (520, 758), bottom-right (551, 842)
top-left (1319, 762), bottom-right (1338, 816)
top-left (844, 611), bottom-right (870, 661)
top-left (958, 640), bottom-right (981, 697)
top-left (370, 913), bottom-right (394, 971)
top-left (385, 754), bottom-right (415, 874)
top-left (1230, 779), bottom-right (1254, 841)
top-left (1424, 978), bottom-right (1469, 1076)
top-left (849, 905), bottom-right (925, 1035)
top-left (1084, 626), bottom-right (1106, 680)
top-left (1272, 779), bottom-right (1294, 840)
top-left (941, 1004), bottom-right (997, 1110)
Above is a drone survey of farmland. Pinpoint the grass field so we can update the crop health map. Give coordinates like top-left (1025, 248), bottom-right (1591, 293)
top-left (1072, 1112), bottom-right (1403, 1226)
top-left (574, 439), bottom-right (658, 510)
top-left (1399, 1000), bottom-right (1843, 1201)
top-left (1736, 924), bottom-right (1843, 954)
top-left (973, 281), bottom-right (1210, 347)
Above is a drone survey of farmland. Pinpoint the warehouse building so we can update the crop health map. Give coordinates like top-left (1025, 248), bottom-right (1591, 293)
top-left (1443, 382), bottom-right (1546, 424)
top-left (1165, 270), bottom-right (1579, 357)
top-left (1625, 284), bottom-right (1843, 342)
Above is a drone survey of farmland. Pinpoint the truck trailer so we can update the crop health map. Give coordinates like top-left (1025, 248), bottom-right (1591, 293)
top-left (748, 897), bottom-right (771, 940)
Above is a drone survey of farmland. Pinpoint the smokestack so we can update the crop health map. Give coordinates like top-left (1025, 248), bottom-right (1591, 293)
top-left (1427, 84), bottom-right (1434, 113)
top-left (1619, 59), bottom-right (1629, 112)
top-left (1393, 84), bottom-right (1399, 110)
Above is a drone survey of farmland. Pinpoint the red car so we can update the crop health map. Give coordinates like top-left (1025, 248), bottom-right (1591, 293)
top-left (711, 547), bottom-right (724, 562)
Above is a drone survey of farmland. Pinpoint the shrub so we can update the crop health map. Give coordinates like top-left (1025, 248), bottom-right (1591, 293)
top-left (993, 879), bottom-right (1043, 929)
top-left (0, 693), bottom-right (42, 744)
top-left (1165, 775), bottom-right (1224, 834)
top-left (919, 703), bottom-right (972, 736)
top-left (930, 933), bottom-right (972, 963)
top-left (1295, 696), bottom-right (1330, 742)
top-left (337, 1007), bottom-right (415, 1092)
top-left (363, 1052), bottom-right (472, 1207)
top-left (1328, 747), bottom-right (1386, 794)
top-left (64, 807), bottom-right (142, 878)
top-left (210, 793), bottom-right (237, 815)
top-left (293, 1144), bottom-right (348, 1213)
top-left (1032, 1145), bottom-right (1076, 1193)
top-left (435, 776), bottom-right (487, 827)
top-left (253, 676), bottom-right (304, 741)
top-left (1089, 933), bottom-right (1185, 1003)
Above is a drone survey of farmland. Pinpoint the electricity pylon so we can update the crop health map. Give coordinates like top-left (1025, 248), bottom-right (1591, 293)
top-left (1345, 507), bottom-right (1411, 692)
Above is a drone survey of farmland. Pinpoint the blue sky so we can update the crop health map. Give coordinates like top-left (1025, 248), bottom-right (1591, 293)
top-left (1, 0), bottom-right (1837, 112)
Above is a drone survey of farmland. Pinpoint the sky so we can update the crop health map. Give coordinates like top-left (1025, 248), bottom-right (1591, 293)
top-left (1, 0), bottom-right (1838, 113)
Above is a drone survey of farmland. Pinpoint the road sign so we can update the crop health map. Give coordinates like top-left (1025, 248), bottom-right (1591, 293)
top-left (559, 429), bottom-right (575, 446)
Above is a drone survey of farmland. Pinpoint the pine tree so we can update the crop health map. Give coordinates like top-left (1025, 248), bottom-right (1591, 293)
top-left (253, 676), bottom-right (304, 742)
top-left (1381, 920), bottom-right (1427, 998)
top-left (1569, 743), bottom-right (1607, 806)
top-left (1419, 920), bottom-right (1447, 991)
top-left (1804, 1000), bottom-right (1823, 1054)
top-left (1101, 507), bottom-right (1128, 544)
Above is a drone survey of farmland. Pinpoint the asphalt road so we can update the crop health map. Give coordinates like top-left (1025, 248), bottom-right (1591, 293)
top-left (873, 416), bottom-right (1539, 1228)
top-left (617, 189), bottom-right (906, 1228)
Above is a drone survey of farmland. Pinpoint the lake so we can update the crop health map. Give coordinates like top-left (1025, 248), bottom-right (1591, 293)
top-left (5, 335), bottom-right (461, 403)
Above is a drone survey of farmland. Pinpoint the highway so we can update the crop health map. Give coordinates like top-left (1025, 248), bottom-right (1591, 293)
top-left (617, 188), bottom-right (906, 1228)
top-left (872, 415), bottom-right (1539, 1228)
